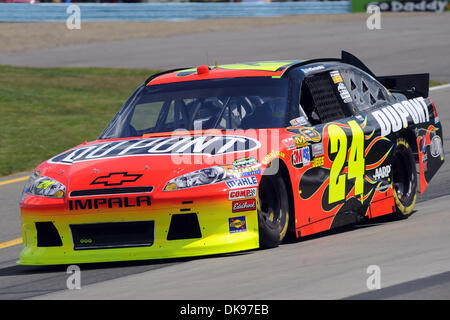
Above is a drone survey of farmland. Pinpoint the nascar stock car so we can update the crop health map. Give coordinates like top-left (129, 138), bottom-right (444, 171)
top-left (20, 51), bottom-right (444, 265)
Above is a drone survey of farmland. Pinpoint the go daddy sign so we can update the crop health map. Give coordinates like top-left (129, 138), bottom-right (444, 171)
top-left (352, 0), bottom-right (449, 12)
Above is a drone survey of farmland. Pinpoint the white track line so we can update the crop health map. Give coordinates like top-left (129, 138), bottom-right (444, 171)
top-left (430, 83), bottom-right (450, 92)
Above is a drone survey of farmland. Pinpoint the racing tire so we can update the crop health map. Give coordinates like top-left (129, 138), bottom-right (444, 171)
top-left (257, 174), bottom-right (290, 248)
top-left (391, 138), bottom-right (418, 219)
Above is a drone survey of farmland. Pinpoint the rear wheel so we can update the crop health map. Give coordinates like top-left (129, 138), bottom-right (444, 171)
top-left (392, 138), bottom-right (417, 219)
top-left (257, 174), bottom-right (290, 248)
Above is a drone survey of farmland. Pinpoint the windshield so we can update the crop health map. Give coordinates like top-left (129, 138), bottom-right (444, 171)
top-left (99, 77), bottom-right (289, 139)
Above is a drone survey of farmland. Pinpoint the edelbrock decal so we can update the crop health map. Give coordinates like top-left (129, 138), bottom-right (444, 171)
top-left (50, 135), bottom-right (261, 164)
top-left (371, 97), bottom-right (430, 136)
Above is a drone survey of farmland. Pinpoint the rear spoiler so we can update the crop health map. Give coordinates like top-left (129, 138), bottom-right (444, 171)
top-left (341, 51), bottom-right (429, 99)
top-left (377, 73), bottom-right (429, 99)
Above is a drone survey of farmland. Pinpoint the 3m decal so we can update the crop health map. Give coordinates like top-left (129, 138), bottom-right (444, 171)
top-left (228, 188), bottom-right (257, 200)
top-left (292, 146), bottom-right (310, 168)
top-left (328, 120), bottom-right (365, 204)
top-left (228, 216), bottom-right (247, 233)
top-left (226, 176), bottom-right (258, 189)
top-left (50, 135), bottom-right (261, 164)
top-left (372, 97), bottom-right (430, 136)
top-left (91, 172), bottom-right (142, 186)
top-left (232, 199), bottom-right (256, 213)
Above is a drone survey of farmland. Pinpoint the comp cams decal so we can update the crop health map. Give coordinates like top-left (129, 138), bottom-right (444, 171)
top-left (372, 97), bottom-right (430, 136)
top-left (228, 188), bottom-right (257, 200)
top-left (50, 135), bottom-right (261, 164)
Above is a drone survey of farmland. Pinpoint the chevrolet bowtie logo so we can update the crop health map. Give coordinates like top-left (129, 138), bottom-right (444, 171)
top-left (91, 172), bottom-right (142, 186)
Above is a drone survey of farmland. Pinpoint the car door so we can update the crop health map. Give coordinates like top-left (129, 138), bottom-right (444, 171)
top-left (295, 66), bottom-right (393, 230)
top-left (336, 64), bottom-right (398, 219)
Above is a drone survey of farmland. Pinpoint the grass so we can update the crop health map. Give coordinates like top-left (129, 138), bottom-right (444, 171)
top-left (429, 80), bottom-right (447, 87)
top-left (0, 65), bottom-right (159, 177)
top-left (0, 65), bottom-right (447, 177)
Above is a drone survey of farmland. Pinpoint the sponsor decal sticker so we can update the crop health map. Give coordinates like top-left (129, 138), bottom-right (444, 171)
top-left (373, 165), bottom-right (391, 180)
top-left (228, 166), bottom-right (261, 179)
top-left (232, 199), bottom-right (256, 213)
top-left (311, 143), bottom-right (324, 157)
top-left (232, 157), bottom-right (258, 168)
top-left (228, 188), bottom-right (257, 200)
top-left (312, 155), bottom-right (325, 168)
top-left (337, 82), bottom-right (352, 104)
top-left (50, 135), bottom-right (261, 165)
top-left (301, 65), bottom-right (325, 73)
top-left (294, 135), bottom-right (308, 148)
top-left (282, 137), bottom-right (296, 150)
top-left (289, 116), bottom-right (309, 127)
top-left (430, 135), bottom-right (443, 158)
top-left (330, 70), bottom-right (343, 84)
top-left (229, 216), bottom-right (247, 233)
top-left (262, 150), bottom-right (285, 165)
top-left (292, 146), bottom-right (311, 168)
top-left (226, 176), bottom-right (258, 189)
top-left (372, 97), bottom-right (430, 136)
top-left (68, 196), bottom-right (151, 211)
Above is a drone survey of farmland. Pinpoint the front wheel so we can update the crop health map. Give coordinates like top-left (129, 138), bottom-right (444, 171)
top-left (257, 174), bottom-right (290, 248)
top-left (391, 138), bottom-right (418, 219)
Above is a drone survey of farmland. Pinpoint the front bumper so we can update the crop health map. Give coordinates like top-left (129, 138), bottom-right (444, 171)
top-left (19, 195), bottom-right (259, 265)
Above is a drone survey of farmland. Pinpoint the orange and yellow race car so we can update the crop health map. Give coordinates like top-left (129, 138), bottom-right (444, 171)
top-left (19, 52), bottom-right (444, 265)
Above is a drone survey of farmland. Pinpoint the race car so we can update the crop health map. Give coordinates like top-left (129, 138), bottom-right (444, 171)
top-left (19, 51), bottom-right (444, 265)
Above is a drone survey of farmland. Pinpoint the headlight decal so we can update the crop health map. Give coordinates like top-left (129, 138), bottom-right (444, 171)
top-left (164, 166), bottom-right (230, 191)
top-left (24, 175), bottom-right (66, 198)
top-left (163, 163), bottom-right (262, 191)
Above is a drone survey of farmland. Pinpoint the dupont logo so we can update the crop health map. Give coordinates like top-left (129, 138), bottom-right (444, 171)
top-left (232, 199), bottom-right (256, 213)
top-left (228, 188), bottom-right (257, 200)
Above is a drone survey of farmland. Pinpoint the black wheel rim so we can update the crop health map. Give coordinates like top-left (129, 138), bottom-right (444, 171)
top-left (392, 146), bottom-right (414, 203)
top-left (258, 178), bottom-right (282, 230)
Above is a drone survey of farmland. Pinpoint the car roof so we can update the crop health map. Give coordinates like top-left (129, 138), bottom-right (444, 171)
top-left (147, 60), bottom-right (304, 86)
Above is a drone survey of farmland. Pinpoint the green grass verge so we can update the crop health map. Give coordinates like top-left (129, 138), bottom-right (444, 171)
top-left (430, 81), bottom-right (447, 87)
top-left (0, 65), bottom-right (159, 177)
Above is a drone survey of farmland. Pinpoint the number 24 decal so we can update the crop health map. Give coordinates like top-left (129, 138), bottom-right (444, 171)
top-left (328, 120), bottom-right (365, 204)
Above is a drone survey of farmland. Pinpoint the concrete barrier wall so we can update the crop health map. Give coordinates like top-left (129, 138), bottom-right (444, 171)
top-left (0, 2), bottom-right (351, 22)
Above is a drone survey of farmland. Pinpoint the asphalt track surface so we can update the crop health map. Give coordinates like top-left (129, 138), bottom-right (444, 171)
top-left (0, 13), bottom-right (449, 300)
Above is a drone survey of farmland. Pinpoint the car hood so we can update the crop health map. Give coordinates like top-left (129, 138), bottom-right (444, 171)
top-left (42, 132), bottom-right (271, 194)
